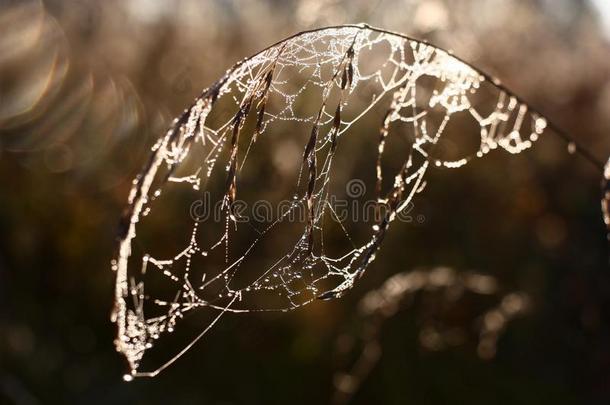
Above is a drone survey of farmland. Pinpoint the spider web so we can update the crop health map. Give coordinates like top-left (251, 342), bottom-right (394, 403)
top-left (111, 25), bottom-right (548, 378)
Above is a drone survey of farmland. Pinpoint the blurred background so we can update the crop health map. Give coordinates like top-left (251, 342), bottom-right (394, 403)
top-left (1, 0), bottom-right (610, 403)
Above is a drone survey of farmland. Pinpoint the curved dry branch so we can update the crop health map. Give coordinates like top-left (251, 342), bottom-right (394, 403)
top-left (331, 267), bottom-right (529, 405)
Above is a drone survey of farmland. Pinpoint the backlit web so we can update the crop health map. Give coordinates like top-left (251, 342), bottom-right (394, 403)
top-left (111, 25), bottom-right (547, 378)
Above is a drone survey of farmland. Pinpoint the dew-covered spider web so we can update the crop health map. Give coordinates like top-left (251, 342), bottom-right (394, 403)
top-left (112, 24), bottom-right (552, 379)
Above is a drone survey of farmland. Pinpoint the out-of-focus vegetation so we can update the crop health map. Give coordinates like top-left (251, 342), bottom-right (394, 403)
top-left (1, 0), bottom-right (609, 403)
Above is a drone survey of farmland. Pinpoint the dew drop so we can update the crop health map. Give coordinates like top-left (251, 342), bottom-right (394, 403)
top-left (123, 374), bottom-right (134, 382)
top-left (535, 117), bottom-right (547, 132)
top-left (567, 142), bottom-right (576, 154)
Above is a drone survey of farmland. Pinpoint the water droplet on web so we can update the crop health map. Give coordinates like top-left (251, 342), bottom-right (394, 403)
top-left (567, 142), bottom-right (576, 154)
top-left (535, 117), bottom-right (547, 132)
top-left (123, 374), bottom-right (134, 382)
